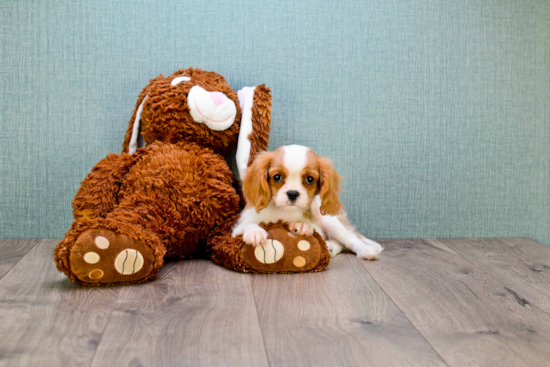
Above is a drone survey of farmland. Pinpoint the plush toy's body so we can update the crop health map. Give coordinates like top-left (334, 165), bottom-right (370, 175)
top-left (54, 68), bottom-right (330, 286)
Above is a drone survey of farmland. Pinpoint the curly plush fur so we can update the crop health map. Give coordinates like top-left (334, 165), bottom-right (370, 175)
top-left (54, 68), bottom-right (330, 286)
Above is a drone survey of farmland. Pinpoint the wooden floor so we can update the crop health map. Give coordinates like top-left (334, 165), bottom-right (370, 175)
top-left (1, 238), bottom-right (550, 366)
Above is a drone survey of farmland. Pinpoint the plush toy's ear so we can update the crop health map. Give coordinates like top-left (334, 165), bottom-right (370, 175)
top-left (236, 85), bottom-right (272, 180)
top-left (122, 89), bottom-right (149, 154)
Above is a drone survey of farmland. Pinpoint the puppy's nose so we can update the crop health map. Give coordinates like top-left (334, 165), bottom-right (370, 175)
top-left (287, 191), bottom-right (300, 202)
top-left (210, 92), bottom-right (228, 107)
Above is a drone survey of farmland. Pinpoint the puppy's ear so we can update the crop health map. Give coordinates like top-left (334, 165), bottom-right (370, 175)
top-left (243, 151), bottom-right (273, 213)
top-left (319, 157), bottom-right (343, 216)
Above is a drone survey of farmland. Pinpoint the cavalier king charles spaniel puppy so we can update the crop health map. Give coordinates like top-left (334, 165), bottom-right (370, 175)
top-left (231, 145), bottom-right (383, 260)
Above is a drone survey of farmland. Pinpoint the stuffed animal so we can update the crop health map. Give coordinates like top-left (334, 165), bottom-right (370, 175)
top-left (54, 68), bottom-right (330, 285)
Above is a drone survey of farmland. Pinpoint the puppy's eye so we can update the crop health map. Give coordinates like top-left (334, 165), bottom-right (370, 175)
top-left (305, 176), bottom-right (315, 185)
top-left (273, 174), bottom-right (283, 183)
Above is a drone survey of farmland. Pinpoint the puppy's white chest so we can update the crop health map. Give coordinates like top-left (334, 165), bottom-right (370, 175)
top-left (264, 206), bottom-right (304, 223)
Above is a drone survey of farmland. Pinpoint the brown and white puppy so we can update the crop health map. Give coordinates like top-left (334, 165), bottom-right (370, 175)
top-left (231, 145), bottom-right (383, 260)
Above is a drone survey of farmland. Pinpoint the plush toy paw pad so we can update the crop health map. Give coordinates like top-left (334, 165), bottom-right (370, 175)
top-left (95, 236), bottom-right (110, 249)
top-left (254, 239), bottom-right (284, 264)
top-left (114, 249), bottom-right (144, 274)
top-left (69, 229), bottom-right (155, 284)
top-left (297, 240), bottom-right (310, 251)
top-left (88, 269), bottom-right (104, 280)
top-left (293, 256), bottom-right (306, 267)
top-left (83, 252), bottom-right (100, 264)
top-left (240, 228), bottom-right (326, 273)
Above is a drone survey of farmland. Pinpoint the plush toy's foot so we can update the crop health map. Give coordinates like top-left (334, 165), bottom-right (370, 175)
top-left (239, 226), bottom-right (330, 273)
top-left (66, 229), bottom-right (158, 285)
top-left (55, 218), bottom-right (165, 286)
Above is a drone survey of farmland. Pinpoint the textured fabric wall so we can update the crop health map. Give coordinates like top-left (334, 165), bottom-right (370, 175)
top-left (1, 0), bottom-right (549, 245)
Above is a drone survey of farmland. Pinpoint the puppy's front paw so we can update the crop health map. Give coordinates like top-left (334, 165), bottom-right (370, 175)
top-left (288, 222), bottom-right (314, 236)
top-left (357, 240), bottom-right (383, 261)
top-left (243, 227), bottom-right (268, 247)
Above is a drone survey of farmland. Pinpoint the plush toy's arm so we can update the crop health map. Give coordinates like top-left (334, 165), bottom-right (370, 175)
top-left (72, 152), bottom-right (143, 220)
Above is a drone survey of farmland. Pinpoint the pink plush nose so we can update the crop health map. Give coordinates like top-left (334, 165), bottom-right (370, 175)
top-left (210, 92), bottom-right (227, 107)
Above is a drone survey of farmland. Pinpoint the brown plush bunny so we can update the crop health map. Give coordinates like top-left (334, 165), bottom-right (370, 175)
top-left (54, 68), bottom-right (330, 286)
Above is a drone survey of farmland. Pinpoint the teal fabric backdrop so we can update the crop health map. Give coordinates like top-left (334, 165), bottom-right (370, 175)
top-left (1, 0), bottom-right (549, 245)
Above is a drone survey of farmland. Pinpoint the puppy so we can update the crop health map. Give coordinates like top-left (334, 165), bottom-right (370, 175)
top-left (231, 145), bottom-right (383, 260)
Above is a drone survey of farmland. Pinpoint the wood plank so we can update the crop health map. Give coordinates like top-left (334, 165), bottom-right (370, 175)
top-left (360, 238), bottom-right (550, 367)
top-left (496, 237), bottom-right (550, 263)
top-left (0, 239), bottom-right (39, 280)
top-left (252, 253), bottom-right (446, 367)
top-left (0, 239), bottom-right (121, 367)
top-left (442, 238), bottom-right (550, 313)
top-left (90, 259), bottom-right (269, 367)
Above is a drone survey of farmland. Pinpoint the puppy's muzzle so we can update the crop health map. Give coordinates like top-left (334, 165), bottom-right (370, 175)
top-left (286, 191), bottom-right (300, 202)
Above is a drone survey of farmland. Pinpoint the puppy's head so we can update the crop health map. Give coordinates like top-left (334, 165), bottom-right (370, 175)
top-left (243, 145), bottom-right (343, 215)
